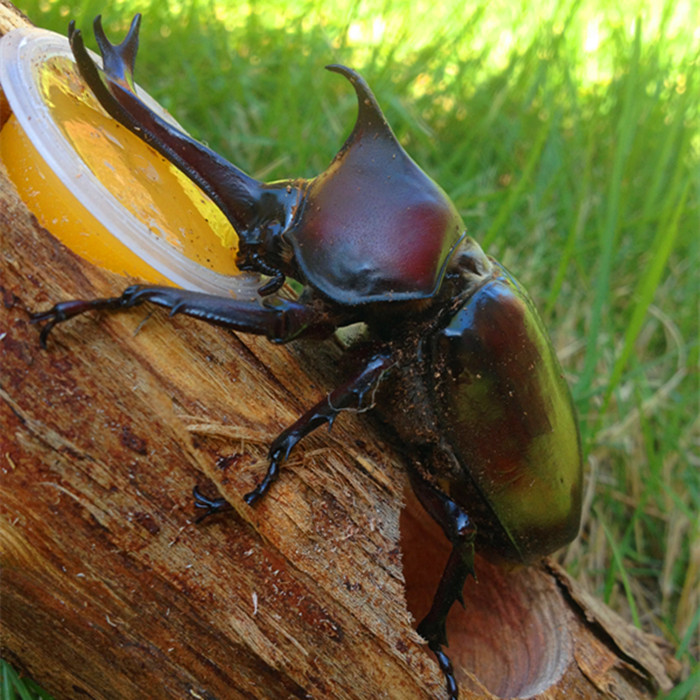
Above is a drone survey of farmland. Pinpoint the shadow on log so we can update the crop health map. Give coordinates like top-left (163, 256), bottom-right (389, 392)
top-left (0, 2), bottom-right (681, 697)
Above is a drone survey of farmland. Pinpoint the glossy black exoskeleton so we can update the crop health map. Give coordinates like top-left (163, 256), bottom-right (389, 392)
top-left (32, 15), bottom-right (583, 698)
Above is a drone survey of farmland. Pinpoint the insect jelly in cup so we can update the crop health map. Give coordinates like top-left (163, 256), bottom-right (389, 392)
top-left (0, 25), bottom-right (258, 297)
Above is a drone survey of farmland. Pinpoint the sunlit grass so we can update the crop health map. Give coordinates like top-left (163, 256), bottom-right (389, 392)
top-left (4, 0), bottom-right (699, 696)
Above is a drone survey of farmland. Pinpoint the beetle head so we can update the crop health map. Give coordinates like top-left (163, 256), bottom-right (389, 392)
top-left (70, 15), bottom-right (465, 302)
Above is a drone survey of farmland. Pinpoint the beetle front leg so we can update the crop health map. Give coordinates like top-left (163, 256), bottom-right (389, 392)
top-left (408, 465), bottom-right (476, 700)
top-left (194, 350), bottom-right (395, 519)
top-left (31, 292), bottom-right (139, 349)
top-left (31, 284), bottom-right (339, 346)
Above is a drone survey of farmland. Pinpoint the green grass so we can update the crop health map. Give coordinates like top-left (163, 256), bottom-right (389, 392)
top-left (4, 0), bottom-right (699, 696)
top-left (1, 661), bottom-right (54, 700)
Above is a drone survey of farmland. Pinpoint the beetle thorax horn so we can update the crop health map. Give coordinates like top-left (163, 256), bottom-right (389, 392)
top-left (287, 66), bottom-right (467, 305)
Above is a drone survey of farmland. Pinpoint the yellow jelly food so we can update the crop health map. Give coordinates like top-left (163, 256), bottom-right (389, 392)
top-left (0, 54), bottom-right (241, 282)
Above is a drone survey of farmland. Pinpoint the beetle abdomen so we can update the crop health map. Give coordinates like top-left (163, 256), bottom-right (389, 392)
top-left (431, 264), bottom-right (582, 562)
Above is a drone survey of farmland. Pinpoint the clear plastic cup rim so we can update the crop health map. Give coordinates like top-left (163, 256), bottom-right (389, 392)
top-left (0, 25), bottom-right (259, 299)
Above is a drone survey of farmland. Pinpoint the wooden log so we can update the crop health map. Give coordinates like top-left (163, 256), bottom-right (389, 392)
top-left (0, 2), bottom-right (681, 697)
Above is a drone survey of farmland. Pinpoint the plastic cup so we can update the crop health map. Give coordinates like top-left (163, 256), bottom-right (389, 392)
top-left (0, 25), bottom-right (259, 298)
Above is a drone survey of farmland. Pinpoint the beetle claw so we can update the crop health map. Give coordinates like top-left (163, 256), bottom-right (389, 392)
top-left (243, 455), bottom-right (280, 506)
top-left (192, 485), bottom-right (232, 522)
top-left (30, 310), bottom-right (58, 349)
top-left (432, 647), bottom-right (459, 700)
top-left (30, 301), bottom-right (84, 347)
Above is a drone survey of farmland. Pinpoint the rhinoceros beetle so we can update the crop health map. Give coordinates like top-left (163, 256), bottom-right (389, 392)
top-left (32, 15), bottom-right (583, 699)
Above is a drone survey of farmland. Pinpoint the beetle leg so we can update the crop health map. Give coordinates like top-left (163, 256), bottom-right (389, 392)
top-left (192, 486), bottom-right (232, 522)
top-left (243, 350), bottom-right (395, 505)
top-left (408, 465), bottom-right (475, 700)
top-left (31, 285), bottom-right (341, 347)
top-left (190, 349), bottom-right (394, 518)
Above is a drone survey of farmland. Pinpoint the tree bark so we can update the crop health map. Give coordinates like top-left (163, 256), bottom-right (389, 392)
top-left (0, 3), bottom-right (681, 697)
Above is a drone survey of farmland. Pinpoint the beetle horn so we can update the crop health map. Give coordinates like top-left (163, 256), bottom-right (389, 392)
top-left (68, 15), bottom-right (287, 238)
top-left (325, 64), bottom-right (402, 156)
top-left (286, 65), bottom-right (465, 304)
